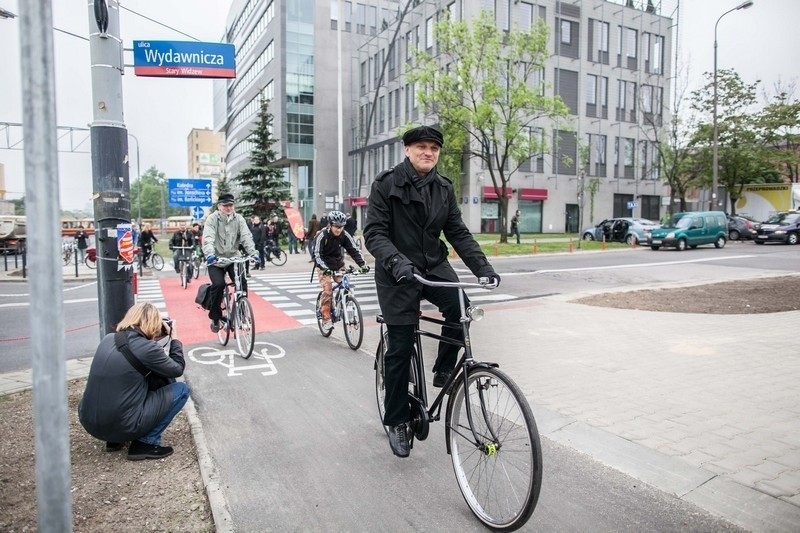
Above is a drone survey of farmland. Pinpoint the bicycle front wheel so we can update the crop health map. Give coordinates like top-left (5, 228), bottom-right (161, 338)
top-left (235, 297), bottom-right (255, 359)
top-left (193, 260), bottom-right (201, 279)
top-left (151, 253), bottom-right (165, 271)
top-left (446, 367), bottom-right (542, 531)
top-left (180, 264), bottom-right (188, 289)
top-left (342, 293), bottom-right (363, 350)
top-left (271, 250), bottom-right (287, 266)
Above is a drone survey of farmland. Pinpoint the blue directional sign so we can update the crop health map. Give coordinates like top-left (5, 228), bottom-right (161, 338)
top-left (133, 40), bottom-right (236, 79)
top-left (168, 179), bottom-right (213, 207)
top-left (191, 206), bottom-right (205, 220)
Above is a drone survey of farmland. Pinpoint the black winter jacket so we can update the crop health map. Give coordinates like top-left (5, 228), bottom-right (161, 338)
top-left (364, 158), bottom-right (493, 325)
top-left (313, 227), bottom-right (365, 271)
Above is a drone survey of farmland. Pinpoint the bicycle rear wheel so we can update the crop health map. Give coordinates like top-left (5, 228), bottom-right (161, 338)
top-left (217, 295), bottom-right (230, 346)
top-left (151, 253), bottom-right (165, 271)
top-left (315, 292), bottom-right (333, 337)
top-left (342, 293), bottom-right (363, 350)
top-left (84, 255), bottom-right (97, 269)
top-left (271, 250), bottom-right (287, 266)
top-left (446, 367), bottom-right (542, 531)
top-left (374, 330), bottom-right (389, 436)
top-left (235, 297), bottom-right (255, 359)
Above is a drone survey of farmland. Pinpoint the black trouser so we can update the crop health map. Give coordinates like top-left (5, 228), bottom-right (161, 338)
top-left (382, 284), bottom-right (466, 427)
top-left (207, 263), bottom-right (247, 321)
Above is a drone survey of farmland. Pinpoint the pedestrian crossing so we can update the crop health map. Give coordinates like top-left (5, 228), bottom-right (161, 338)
top-left (135, 270), bottom-right (519, 329)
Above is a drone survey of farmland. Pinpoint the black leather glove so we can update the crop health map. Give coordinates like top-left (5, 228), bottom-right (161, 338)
top-left (482, 271), bottom-right (501, 287)
top-left (359, 264), bottom-right (370, 274)
top-left (395, 263), bottom-right (419, 285)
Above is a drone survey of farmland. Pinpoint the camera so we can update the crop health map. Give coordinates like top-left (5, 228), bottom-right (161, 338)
top-left (161, 318), bottom-right (173, 336)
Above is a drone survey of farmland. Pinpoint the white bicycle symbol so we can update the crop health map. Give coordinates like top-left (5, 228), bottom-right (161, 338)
top-left (188, 341), bottom-right (286, 377)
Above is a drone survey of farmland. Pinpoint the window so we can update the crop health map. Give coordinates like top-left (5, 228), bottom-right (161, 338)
top-left (595, 135), bottom-right (606, 165)
top-left (589, 19), bottom-right (610, 64)
top-left (624, 138), bottom-right (635, 166)
top-left (586, 74), bottom-right (597, 105)
top-left (368, 5), bottom-right (377, 35)
top-left (344, 1), bottom-right (352, 31)
top-left (331, 0), bottom-right (338, 29)
top-left (555, 68), bottom-right (579, 115)
top-left (378, 95), bottom-right (385, 132)
top-left (651, 35), bottom-right (664, 74)
top-left (626, 28), bottom-right (637, 58)
top-left (560, 19), bottom-right (572, 45)
top-left (641, 84), bottom-right (653, 113)
top-left (425, 17), bottom-right (433, 49)
top-left (617, 80), bottom-right (636, 122)
top-left (497, 0), bottom-right (510, 31)
top-left (360, 61), bottom-right (367, 95)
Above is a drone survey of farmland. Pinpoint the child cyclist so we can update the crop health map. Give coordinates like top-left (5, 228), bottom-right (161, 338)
top-left (312, 210), bottom-right (369, 329)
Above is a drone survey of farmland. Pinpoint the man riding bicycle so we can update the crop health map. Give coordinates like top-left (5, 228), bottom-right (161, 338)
top-left (169, 224), bottom-right (199, 275)
top-left (202, 194), bottom-right (260, 333)
top-left (364, 125), bottom-right (500, 458)
top-left (312, 210), bottom-right (369, 329)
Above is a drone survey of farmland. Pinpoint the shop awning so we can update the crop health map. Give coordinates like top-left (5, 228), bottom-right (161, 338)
top-left (519, 188), bottom-right (548, 201)
top-left (482, 186), bottom-right (513, 199)
top-left (348, 197), bottom-right (368, 206)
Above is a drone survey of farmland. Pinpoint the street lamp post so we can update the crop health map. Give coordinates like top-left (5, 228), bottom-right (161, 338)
top-left (712, 0), bottom-right (754, 210)
top-left (128, 133), bottom-right (141, 225)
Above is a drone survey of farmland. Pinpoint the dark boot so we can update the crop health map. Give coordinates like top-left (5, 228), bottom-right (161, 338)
top-left (126, 440), bottom-right (174, 461)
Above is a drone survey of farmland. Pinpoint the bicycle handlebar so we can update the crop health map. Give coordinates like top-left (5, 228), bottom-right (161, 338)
top-left (212, 256), bottom-right (254, 267)
top-left (412, 273), bottom-right (498, 290)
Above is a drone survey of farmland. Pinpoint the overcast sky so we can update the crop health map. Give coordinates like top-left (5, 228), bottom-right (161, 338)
top-left (0, 0), bottom-right (797, 210)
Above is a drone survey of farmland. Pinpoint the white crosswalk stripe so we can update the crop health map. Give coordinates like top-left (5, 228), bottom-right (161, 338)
top-left (243, 270), bottom-right (518, 326)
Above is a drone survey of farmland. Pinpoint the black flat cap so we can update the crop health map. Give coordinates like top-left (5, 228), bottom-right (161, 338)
top-left (402, 125), bottom-right (444, 147)
top-left (217, 193), bottom-right (235, 205)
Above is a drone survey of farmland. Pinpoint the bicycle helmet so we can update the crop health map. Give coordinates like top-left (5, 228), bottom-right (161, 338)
top-left (328, 210), bottom-right (347, 227)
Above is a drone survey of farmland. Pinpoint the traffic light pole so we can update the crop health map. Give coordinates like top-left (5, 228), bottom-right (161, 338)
top-left (89, 0), bottom-right (134, 336)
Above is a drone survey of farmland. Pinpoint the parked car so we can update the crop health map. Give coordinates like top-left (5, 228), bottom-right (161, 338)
top-left (727, 215), bottom-right (757, 240)
top-left (648, 211), bottom-right (728, 251)
top-left (753, 211), bottom-right (800, 245)
top-left (581, 217), bottom-right (660, 245)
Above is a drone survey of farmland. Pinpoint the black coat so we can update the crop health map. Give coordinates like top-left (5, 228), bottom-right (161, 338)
top-left (364, 158), bottom-right (493, 325)
top-left (250, 223), bottom-right (266, 248)
top-left (78, 329), bottom-right (185, 443)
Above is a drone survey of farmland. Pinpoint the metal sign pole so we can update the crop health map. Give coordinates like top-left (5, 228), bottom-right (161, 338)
top-left (88, 0), bottom-right (134, 336)
top-left (18, 0), bottom-right (72, 529)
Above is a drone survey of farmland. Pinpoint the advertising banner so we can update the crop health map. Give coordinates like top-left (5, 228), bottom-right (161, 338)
top-left (284, 207), bottom-right (305, 240)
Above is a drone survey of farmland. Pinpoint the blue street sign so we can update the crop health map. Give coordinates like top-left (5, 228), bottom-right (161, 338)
top-left (168, 179), bottom-right (213, 207)
top-left (627, 201), bottom-right (638, 209)
top-left (133, 40), bottom-right (236, 79)
top-left (191, 206), bottom-right (205, 220)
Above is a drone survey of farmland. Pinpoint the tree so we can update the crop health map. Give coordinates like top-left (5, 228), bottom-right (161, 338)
top-left (689, 69), bottom-right (773, 212)
top-left (408, 11), bottom-right (570, 243)
top-left (210, 175), bottom-right (232, 214)
top-left (757, 84), bottom-right (800, 183)
top-left (130, 165), bottom-right (186, 220)
top-left (234, 97), bottom-right (291, 219)
top-left (11, 197), bottom-right (25, 215)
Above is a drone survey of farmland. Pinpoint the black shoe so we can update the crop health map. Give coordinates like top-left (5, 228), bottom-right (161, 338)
top-left (210, 320), bottom-right (221, 333)
top-left (105, 441), bottom-right (124, 452)
top-left (388, 424), bottom-right (410, 458)
top-left (433, 369), bottom-right (452, 388)
top-left (126, 440), bottom-right (174, 461)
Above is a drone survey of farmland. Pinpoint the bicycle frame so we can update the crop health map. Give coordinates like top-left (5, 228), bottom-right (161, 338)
top-left (387, 274), bottom-right (497, 448)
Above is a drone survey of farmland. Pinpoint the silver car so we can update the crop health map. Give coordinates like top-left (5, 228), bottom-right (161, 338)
top-left (581, 217), bottom-right (660, 245)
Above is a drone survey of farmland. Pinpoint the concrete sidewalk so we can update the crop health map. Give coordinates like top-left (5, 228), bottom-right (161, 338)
top-left (2, 250), bottom-right (799, 531)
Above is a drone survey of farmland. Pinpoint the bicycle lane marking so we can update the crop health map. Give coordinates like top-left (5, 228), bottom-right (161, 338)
top-left (158, 275), bottom-right (304, 346)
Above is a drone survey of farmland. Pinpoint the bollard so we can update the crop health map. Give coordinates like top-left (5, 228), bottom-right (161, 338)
top-left (602, 235), bottom-right (607, 250)
top-left (568, 237), bottom-right (573, 253)
top-left (494, 242), bottom-right (499, 256)
top-left (533, 239), bottom-right (538, 255)
top-left (133, 272), bottom-right (138, 297)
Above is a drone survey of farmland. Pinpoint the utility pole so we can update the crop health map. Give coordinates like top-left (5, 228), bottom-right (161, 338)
top-left (18, 1), bottom-right (72, 530)
top-left (88, 0), bottom-right (134, 336)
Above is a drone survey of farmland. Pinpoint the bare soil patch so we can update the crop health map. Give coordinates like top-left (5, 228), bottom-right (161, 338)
top-left (574, 275), bottom-right (800, 314)
top-left (0, 378), bottom-right (213, 532)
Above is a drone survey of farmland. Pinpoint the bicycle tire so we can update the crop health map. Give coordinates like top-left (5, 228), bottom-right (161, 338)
top-left (235, 297), bottom-right (256, 359)
top-left (446, 367), bottom-right (542, 531)
top-left (151, 253), bottom-right (165, 271)
top-left (180, 263), bottom-right (188, 289)
top-left (193, 259), bottom-right (201, 279)
top-left (84, 255), bottom-right (97, 269)
top-left (217, 293), bottom-right (230, 346)
top-left (62, 251), bottom-right (72, 266)
top-left (315, 292), bottom-right (333, 337)
top-left (342, 293), bottom-right (363, 350)
top-left (271, 250), bottom-right (287, 266)
top-left (374, 330), bottom-right (389, 436)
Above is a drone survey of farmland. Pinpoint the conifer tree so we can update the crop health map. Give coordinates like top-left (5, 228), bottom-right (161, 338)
top-left (234, 97), bottom-right (291, 218)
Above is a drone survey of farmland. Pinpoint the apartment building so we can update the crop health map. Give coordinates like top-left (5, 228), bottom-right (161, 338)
top-left (351, 0), bottom-right (675, 233)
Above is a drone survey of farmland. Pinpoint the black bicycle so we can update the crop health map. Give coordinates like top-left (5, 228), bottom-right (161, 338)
top-left (374, 274), bottom-right (542, 531)
top-left (314, 265), bottom-right (365, 350)
top-left (174, 246), bottom-right (194, 289)
top-left (264, 240), bottom-right (287, 266)
top-left (214, 256), bottom-right (256, 359)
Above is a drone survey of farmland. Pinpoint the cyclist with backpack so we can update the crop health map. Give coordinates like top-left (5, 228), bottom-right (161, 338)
top-left (312, 210), bottom-right (369, 329)
top-left (202, 194), bottom-right (260, 332)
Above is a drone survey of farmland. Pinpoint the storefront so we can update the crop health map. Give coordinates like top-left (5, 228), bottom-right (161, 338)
top-left (480, 186), bottom-right (513, 233)
top-left (517, 188), bottom-right (547, 233)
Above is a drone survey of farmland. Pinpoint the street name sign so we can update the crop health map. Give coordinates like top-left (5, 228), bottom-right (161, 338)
top-left (168, 179), bottom-right (213, 207)
top-left (133, 41), bottom-right (236, 79)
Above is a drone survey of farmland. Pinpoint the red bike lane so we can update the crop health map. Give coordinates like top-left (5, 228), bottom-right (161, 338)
top-left (158, 277), bottom-right (303, 346)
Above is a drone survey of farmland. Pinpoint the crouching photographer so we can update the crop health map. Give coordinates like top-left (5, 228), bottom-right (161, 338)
top-left (78, 302), bottom-right (190, 461)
